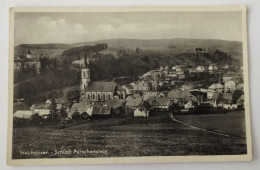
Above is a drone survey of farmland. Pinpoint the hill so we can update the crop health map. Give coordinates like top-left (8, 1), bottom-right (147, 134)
top-left (14, 44), bottom-right (74, 58)
top-left (73, 38), bottom-right (242, 52)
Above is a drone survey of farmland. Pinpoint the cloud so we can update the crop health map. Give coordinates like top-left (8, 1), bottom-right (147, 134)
top-left (14, 12), bottom-right (242, 45)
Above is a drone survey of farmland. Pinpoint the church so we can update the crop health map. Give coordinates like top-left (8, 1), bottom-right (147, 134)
top-left (80, 56), bottom-right (126, 102)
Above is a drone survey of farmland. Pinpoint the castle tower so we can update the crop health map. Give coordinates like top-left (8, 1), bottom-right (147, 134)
top-left (26, 46), bottom-right (32, 59)
top-left (81, 55), bottom-right (90, 91)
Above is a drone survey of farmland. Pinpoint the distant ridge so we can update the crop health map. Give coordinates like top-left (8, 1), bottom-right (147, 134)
top-left (72, 38), bottom-right (242, 52)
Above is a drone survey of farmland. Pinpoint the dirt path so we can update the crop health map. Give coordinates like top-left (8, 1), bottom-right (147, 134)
top-left (169, 114), bottom-right (245, 139)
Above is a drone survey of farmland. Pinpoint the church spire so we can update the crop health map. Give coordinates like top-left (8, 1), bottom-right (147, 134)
top-left (27, 46), bottom-right (31, 55)
top-left (84, 53), bottom-right (89, 68)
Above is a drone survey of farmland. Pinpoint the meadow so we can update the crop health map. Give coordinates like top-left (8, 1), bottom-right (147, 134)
top-left (12, 111), bottom-right (247, 159)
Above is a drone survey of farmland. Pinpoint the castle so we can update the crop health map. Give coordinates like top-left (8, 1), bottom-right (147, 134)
top-left (14, 46), bottom-right (41, 74)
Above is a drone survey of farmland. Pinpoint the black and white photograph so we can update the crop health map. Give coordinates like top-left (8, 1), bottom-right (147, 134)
top-left (7, 6), bottom-right (251, 165)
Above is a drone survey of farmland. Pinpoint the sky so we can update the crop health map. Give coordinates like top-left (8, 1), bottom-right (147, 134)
top-left (14, 11), bottom-right (242, 46)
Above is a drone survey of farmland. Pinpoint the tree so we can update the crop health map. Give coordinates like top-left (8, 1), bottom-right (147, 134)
top-left (232, 89), bottom-right (244, 104)
top-left (50, 98), bottom-right (57, 121)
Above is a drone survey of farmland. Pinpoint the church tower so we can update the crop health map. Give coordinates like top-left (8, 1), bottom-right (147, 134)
top-left (81, 55), bottom-right (90, 91)
top-left (26, 46), bottom-right (32, 59)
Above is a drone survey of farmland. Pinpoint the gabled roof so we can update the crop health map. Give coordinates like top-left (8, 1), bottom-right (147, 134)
top-left (143, 92), bottom-right (164, 101)
top-left (212, 93), bottom-right (221, 100)
top-left (138, 101), bottom-right (151, 110)
top-left (13, 102), bottom-right (30, 113)
top-left (147, 96), bottom-right (168, 106)
top-left (237, 95), bottom-right (244, 103)
top-left (208, 83), bottom-right (224, 89)
top-left (230, 78), bottom-right (243, 84)
top-left (167, 89), bottom-right (191, 99)
top-left (125, 94), bottom-right (143, 107)
top-left (106, 98), bottom-right (122, 109)
top-left (13, 110), bottom-right (34, 119)
top-left (222, 93), bottom-right (233, 103)
top-left (69, 102), bottom-right (92, 116)
top-left (34, 103), bottom-right (51, 110)
top-left (85, 81), bottom-right (116, 92)
top-left (92, 105), bottom-right (111, 115)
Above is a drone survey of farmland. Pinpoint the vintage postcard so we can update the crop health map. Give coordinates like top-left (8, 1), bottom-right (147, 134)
top-left (7, 6), bottom-right (252, 166)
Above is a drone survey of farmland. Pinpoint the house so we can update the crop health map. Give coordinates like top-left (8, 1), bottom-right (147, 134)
top-left (223, 72), bottom-right (239, 82)
top-left (147, 96), bottom-right (169, 110)
top-left (132, 81), bottom-right (151, 94)
top-left (105, 98), bottom-right (123, 115)
top-left (224, 78), bottom-right (243, 92)
top-left (184, 100), bottom-right (197, 109)
top-left (222, 93), bottom-right (233, 104)
top-left (223, 64), bottom-right (229, 69)
top-left (189, 68), bottom-right (197, 74)
top-left (178, 74), bottom-right (185, 80)
top-left (72, 58), bottom-right (85, 67)
top-left (167, 89), bottom-right (192, 104)
top-left (208, 64), bottom-right (219, 71)
top-left (210, 93), bottom-right (222, 108)
top-left (92, 105), bottom-right (112, 116)
top-left (13, 110), bottom-right (35, 119)
top-left (223, 103), bottom-right (238, 110)
top-left (134, 102), bottom-right (151, 117)
top-left (237, 95), bottom-right (244, 108)
top-left (150, 81), bottom-right (159, 91)
top-left (189, 89), bottom-right (207, 103)
top-left (207, 90), bottom-right (216, 100)
top-left (13, 102), bottom-right (30, 113)
top-left (125, 94), bottom-right (143, 110)
top-left (143, 92), bottom-right (164, 101)
top-left (172, 65), bottom-right (187, 72)
top-left (69, 102), bottom-right (93, 118)
top-left (208, 83), bottom-right (224, 93)
top-left (196, 66), bottom-right (206, 72)
top-left (33, 103), bottom-right (51, 119)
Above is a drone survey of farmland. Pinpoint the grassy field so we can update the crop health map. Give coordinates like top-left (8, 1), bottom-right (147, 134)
top-left (175, 111), bottom-right (246, 137)
top-left (12, 112), bottom-right (247, 159)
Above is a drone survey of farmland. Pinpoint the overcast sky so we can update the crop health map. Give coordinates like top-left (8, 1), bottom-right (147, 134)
top-left (14, 11), bottom-right (242, 46)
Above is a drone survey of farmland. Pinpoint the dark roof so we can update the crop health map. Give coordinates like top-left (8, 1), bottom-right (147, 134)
top-left (85, 81), bottom-right (116, 92)
top-left (237, 95), bottom-right (244, 103)
top-left (167, 89), bottom-right (191, 99)
top-left (147, 96), bottom-right (168, 106)
top-left (13, 102), bottom-right (30, 113)
top-left (34, 103), bottom-right (51, 110)
top-left (231, 78), bottom-right (243, 84)
top-left (105, 99), bottom-right (122, 109)
top-left (222, 93), bottom-right (233, 103)
top-left (92, 105), bottom-right (111, 115)
top-left (138, 101), bottom-right (151, 110)
top-left (212, 93), bottom-right (221, 100)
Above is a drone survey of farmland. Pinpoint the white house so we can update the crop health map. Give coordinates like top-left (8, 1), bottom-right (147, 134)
top-left (196, 66), bottom-right (205, 72)
top-left (223, 103), bottom-right (238, 110)
top-left (13, 110), bottom-right (35, 119)
top-left (223, 72), bottom-right (239, 82)
top-left (134, 106), bottom-right (149, 117)
top-left (208, 64), bottom-right (219, 71)
top-left (33, 103), bottom-right (51, 119)
top-left (224, 78), bottom-right (243, 92)
top-left (208, 83), bottom-right (224, 93)
top-left (184, 100), bottom-right (196, 109)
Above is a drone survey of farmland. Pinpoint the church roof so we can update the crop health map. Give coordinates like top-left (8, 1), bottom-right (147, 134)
top-left (208, 83), bottom-right (224, 89)
top-left (85, 81), bottom-right (116, 92)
